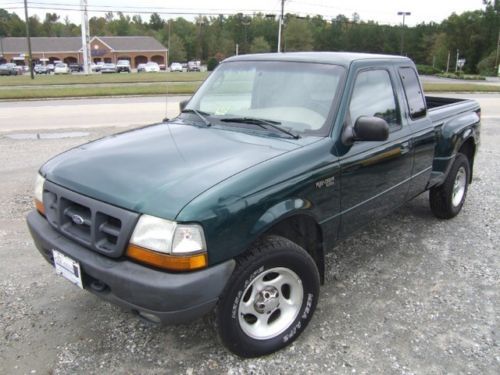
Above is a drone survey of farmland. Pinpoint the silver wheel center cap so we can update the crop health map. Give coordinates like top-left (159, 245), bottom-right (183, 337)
top-left (254, 287), bottom-right (279, 314)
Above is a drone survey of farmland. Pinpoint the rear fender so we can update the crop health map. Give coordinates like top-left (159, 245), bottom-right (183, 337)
top-left (429, 111), bottom-right (480, 188)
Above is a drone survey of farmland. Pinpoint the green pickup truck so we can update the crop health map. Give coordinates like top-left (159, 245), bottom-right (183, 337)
top-left (27, 52), bottom-right (481, 357)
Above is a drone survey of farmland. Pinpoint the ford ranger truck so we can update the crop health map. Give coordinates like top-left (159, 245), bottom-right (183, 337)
top-left (27, 52), bottom-right (480, 358)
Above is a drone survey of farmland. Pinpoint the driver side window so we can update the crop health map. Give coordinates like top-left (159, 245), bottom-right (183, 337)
top-left (349, 69), bottom-right (401, 129)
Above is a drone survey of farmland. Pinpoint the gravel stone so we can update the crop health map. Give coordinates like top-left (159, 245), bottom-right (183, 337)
top-left (0, 96), bottom-right (498, 374)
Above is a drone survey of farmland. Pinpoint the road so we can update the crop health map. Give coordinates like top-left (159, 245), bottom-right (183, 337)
top-left (0, 94), bottom-right (498, 374)
top-left (0, 93), bottom-right (499, 133)
top-left (0, 96), bottom-right (186, 132)
top-left (420, 75), bottom-right (500, 86)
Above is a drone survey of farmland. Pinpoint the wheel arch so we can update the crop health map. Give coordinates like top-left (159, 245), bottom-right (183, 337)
top-left (249, 200), bottom-right (325, 284)
top-left (457, 136), bottom-right (476, 183)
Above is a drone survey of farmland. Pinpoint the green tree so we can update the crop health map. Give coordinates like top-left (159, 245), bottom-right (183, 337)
top-left (168, 33), bottom-right (187, 62)
top-left (250, 36), bottom-right (270, 53)
top-left (149, 13), bottom-right (164, 31)
top-left (284, 17), bottom-right (313, 51)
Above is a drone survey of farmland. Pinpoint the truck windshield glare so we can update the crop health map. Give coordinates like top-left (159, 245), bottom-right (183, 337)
top-left (186, 61), bottom-right (345, 136)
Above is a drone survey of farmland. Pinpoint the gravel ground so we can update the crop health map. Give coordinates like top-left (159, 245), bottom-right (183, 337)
top-left (0, 97), bottom-right (498, 374)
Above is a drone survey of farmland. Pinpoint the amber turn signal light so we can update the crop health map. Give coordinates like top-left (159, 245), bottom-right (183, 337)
top-left (126, 244), bottom-right (207, 271)
top-left (35, 199), bottom-right (45, 215)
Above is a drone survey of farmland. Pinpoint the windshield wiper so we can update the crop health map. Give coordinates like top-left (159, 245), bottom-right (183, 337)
top-left (181, 108), bottom-right (211, 127)
top-left (219, 117), bottom-right (300, 139)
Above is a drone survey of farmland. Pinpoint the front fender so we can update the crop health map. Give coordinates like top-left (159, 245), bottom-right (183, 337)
top-left (250, 198), bottom-right (315, 236)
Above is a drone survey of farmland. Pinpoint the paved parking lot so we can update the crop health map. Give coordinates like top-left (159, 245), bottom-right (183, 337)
top-left (0, 94), bottom-right (498, 374)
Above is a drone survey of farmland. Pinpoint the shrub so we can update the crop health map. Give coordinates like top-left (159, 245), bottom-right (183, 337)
top-left (477, 51), bottom-right (497, 76)
top-left (416, 64), bottom-right (441, 75)
top-left (207, 57), bottom-right (219, 71)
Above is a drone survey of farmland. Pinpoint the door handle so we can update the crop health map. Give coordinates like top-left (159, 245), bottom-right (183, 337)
top-left (400, 141), bottom-right (411, 155)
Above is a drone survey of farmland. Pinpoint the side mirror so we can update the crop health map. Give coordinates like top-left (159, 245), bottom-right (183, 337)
top-left (342, 116), bottom-right (389, 145)
top-left (179, 99), bottom-right (189, 112)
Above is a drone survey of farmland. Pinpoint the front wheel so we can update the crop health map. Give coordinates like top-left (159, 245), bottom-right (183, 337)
top-left (216, 236), bottom-right (320, 358)
top-left (430, 153), bottom-right (470, 219)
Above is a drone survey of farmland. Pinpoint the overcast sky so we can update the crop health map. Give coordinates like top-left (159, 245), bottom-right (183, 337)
top-left (1, 0), bottom-right (487, 26)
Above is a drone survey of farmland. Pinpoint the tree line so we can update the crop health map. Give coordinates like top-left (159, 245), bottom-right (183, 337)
top-left (0, 1), bottom-right (498, 74)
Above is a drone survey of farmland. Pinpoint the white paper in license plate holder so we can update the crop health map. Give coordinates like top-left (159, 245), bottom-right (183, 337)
top-left (52, 250), bottom-right (83, 289)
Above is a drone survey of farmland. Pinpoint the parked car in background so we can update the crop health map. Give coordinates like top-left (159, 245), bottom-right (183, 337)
top-left (34, 64), bottom-right (49, 74)
top-left (46, 64), bottom-right (55, 74)
top-left (0, 63), bottom-right (19, 76)
top-left (94, 61), bottom-right (105, 72)
top-left (137, 62), bottom-right (160, 73)
top-left (100, 63), bottom-right (117, 74)
top-left (69, 63), bottom-right (83, 73)
top-left (116, 60), bottom-right (131, 73)
top-left (170, 62), bottom-right (183, 72)
top-left (187, 60), bottom-right (201, 72)
top-left (54, 63), bottom-right (70, 74)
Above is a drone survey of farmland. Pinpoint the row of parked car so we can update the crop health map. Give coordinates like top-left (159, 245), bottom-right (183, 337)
top-left (170, 61), bottom-right (201, 72)
top-left (0, 63), bottom-right (27, 75)
top-left (1, 59), bottom-right (201, 76)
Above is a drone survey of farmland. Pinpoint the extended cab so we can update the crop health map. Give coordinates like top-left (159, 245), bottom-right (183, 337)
top-left (27, 52), bottom-right (480, 358)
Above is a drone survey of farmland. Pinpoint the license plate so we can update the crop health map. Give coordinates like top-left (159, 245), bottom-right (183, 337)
top-left (52, 250), bottom-right (83, 289)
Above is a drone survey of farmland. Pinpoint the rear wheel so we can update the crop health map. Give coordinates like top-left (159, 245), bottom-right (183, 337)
top-left (216, 236), bottom-right (320, 358)
top-left (430, 153), bottom-right (470, 219)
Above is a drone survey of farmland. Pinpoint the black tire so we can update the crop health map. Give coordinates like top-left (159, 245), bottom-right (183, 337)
top-left (430, 153), bottom-right (470, 219)
top-left (216, 235), bottom-right (320, 358)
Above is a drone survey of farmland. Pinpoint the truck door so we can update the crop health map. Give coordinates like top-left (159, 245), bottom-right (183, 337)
top-left (339, 68), bottom-right (414, 237)
top-left (398, 66), bottom-right (435, 199)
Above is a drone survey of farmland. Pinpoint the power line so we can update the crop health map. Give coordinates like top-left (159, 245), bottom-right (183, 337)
top-left (2, 1), bottom-right (276, 14)
top-left (1, 2), bottom-right (399, 27)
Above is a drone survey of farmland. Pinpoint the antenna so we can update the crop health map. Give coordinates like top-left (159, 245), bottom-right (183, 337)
top-left (163, 78), bottom-right (170, 122)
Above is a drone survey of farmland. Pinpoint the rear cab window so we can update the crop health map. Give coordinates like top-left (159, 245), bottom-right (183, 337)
top-left (398, 67), bottom-right (427, 119)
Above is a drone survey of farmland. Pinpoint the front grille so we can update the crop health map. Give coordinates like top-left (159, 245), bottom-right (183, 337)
top-left (43, 180), bottom-right (139, 258)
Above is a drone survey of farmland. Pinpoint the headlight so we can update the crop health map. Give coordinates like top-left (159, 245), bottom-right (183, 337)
top-left (127, 215), bottom-right (207, 271)
top-left (34, 174), bottom-right (46, 214)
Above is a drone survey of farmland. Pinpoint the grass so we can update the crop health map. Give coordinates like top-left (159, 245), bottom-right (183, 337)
top-left (0, 82), bottom-right (202, 100)
top-left (422, 83), bottom-right (500, 92)
top-left (0, 71), bottom-right (209, 86)
top-left (0, 75), bottom-right (497, 100)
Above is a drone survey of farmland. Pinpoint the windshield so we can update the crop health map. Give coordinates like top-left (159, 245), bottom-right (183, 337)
top-left (186, 61), bottom-right (345, 136)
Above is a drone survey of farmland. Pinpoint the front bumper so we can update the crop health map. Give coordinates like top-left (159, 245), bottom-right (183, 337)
top-left (27, 210), bottom-right (235, 324)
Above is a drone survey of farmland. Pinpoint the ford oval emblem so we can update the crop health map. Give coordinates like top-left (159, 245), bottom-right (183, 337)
top-left (71, 214), bottom-right (85, 225)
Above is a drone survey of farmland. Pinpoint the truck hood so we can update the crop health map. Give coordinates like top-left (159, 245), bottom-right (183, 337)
top-left (41, 122), bottom-right (303, 219)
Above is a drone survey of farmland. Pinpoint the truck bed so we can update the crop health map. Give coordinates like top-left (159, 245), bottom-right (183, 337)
top-left (426, 96), bottom-right (480, 124)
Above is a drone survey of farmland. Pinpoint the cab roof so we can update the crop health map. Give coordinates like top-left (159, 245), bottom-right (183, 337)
top-left (223, 52), bottom-right (411, 67)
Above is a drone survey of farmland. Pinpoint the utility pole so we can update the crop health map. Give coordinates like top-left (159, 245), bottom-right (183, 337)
top-left (80, 0), bottom-right (91, 74)
top-left (397, 11), bottom-right (411, 56)
top-left (495, 30), bottom-right (500, 76)
top-left (277, 0), bottom-right (285, 52)
top-left (446, 50), bottom-right (450, 73)
top-left (23, 0), bottom-right (34, 79)
top-left (455, 49), bottom-right (459, 73)
top-left (167, 20), bottom-right (171, 52)
top-left (0, 36), bottom-right (4, 62)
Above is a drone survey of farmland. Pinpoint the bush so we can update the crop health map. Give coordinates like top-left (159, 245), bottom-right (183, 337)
top-left (416, 64), bottom-right (441, 75)
top-left (477, 51), bottom-right (497, 76)
top-left (436, 72), bottom-right (486, 80)
top-left (207, 57), bottom-right (219, 71)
